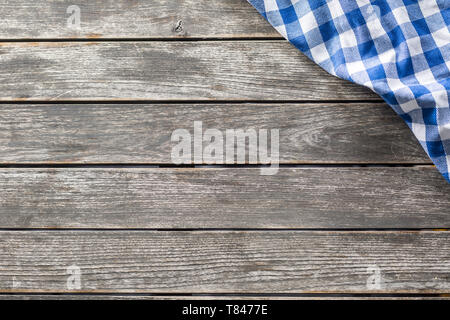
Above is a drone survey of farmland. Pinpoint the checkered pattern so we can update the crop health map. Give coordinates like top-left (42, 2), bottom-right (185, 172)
top-left (248, 0), bottom-right (450, 182)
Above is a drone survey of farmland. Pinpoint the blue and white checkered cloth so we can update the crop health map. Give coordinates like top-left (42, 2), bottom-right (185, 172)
top-left (248, 0), bottom-right (450, 182)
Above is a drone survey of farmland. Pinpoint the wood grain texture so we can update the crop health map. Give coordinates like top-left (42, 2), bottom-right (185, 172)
top-left (0, 103), bottom-right (427, 164)
top-left (0, 41), bottom-right (378, 101)
top-left (0, 231), bottom-right (448, 293)
top-left (0, 0), bottom-right (279, 39)
top-left (0, 295), bottom-right (447, 300)
top-left (0, 167), bottom-right (448, 229)
top-left (2, 0), bottom-right (446, 301)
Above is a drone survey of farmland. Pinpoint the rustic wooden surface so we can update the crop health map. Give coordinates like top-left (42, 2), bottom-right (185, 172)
top-left (0, 103), bottom-right (427, 164)
top-left (0, 231), bottom-right (448, 293)
top-left (0, 41), bottom-right (377, 101)
top-left (0, 0), bottom-right (448, 299)
top-left (1, 295), bottom-right (448, 300)
top-left (0, 0), bottom-right (280, 39)
top-left (0, 168), bottom-right (448, 229)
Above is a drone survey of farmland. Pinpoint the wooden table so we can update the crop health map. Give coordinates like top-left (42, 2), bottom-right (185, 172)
top-left (0, 0), bottom-right (448, 299)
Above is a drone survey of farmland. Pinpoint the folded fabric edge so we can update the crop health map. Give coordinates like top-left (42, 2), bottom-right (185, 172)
top-left (246, 0), bottom-right (450, 183)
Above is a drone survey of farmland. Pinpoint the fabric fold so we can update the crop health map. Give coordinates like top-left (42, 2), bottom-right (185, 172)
top-left (248, 0), bottom-right (450, 182)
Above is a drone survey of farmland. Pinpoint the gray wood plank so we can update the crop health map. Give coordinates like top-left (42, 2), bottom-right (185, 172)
top-left (0, 0), bottom-right (279, 39)
top-left (0, 231), bottom-right (448, 293)
top-left (0, 295), bottom-right (447, 300)
top-left (0, 103), bottom-right (428, 164)
top-left (0, 167), bottom-right (448, 229)
top-left (0, 41), bottom-right (377, 101)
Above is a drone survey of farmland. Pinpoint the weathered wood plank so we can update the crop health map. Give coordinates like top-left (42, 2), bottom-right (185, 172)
top-left (0, 41), bottom-right (377, 101)
top-left (0, 103), bottom-right (427, 164)
top-left (0, 295), bottom-right (447, 300)
top-left (0, 231), bottom-right (448, 293)
top-left (0, 0), bottom-right (279, 39)
top-left (0, 168), bottom-right (448, 229)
